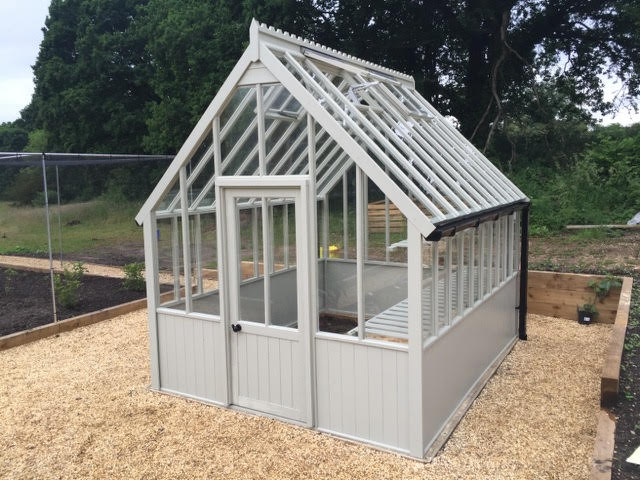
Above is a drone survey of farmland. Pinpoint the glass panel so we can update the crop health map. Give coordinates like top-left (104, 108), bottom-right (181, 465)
top-left (267, 116), bottom-right (308, 175)
top-left (473, 226), bottom-right (481, 303)
top-left (437, 242), bottom-right (446, 330)
top-left (345, 166), bottom-right (357, 259)
top-left (190, 212), bottom-right (219, 316)
top-left (462, 230), bottom-right (471, 311)
top-left (502, 216), bottom-right (509, 283)
top-left (221, 86), bottom-right (258, 176)
top-left (157, 215), bottom-right (184, 308)
top-left (287, 202), bottom-right (297, 268)
top-left (494, 218), bottom-right (501, 289)
top-left (262, 83), bottom-right (308, 176)
top-left (450, 236), bottom-right (459, 321)
top-left (238, 198), bottom-right (264, 323)
top-left (364, 181), bottom-right (408, 343)
top-left (269, 198), bottom-right (298, 328)
top-left (514, 210), bottom-right (521, 272)
top-left (327, 175), bottom-right (345, 259)
top-left (421, 240), bottom-right (435, 340)
top-left (483, 222), bottom-right (492, 296)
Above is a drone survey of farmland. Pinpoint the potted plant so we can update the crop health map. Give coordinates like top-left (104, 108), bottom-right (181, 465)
top-left (577, 275), bottom-right (622, 325)
top-left (577, 303), bottom-right (597, 324)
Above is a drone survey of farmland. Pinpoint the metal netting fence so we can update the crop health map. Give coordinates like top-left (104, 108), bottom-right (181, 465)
top-left (0, 152), bottom-right (173, 327)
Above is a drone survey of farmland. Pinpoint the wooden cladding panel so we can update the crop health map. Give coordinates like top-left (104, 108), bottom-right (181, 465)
top-left (528, 271), bottom-right (622, 324)
top-left (367, 200), bottom-right (406, 233)
top-left (315, 338), bottom-right (410, 453)
top-left (157, 312), bottom-right (226, 403)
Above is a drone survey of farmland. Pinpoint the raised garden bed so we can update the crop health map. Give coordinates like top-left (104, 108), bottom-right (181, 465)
top-left (0, 266), bottom-right (150, 337)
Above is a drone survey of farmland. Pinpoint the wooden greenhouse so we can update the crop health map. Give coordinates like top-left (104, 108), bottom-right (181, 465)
top-left (136, 20), bottom-right (530, 460)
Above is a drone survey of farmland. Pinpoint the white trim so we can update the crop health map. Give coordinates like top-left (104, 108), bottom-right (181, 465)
top-left (216, 175), bottom-right (310, 188)
top-left (179, 167), bottom-right (193, 312)
top-left (407, 223), bottom-right (424, 457)
top-left (143, 212), bottom-right (160, 389)
top-left (356, 167), bottom-right (365, 340)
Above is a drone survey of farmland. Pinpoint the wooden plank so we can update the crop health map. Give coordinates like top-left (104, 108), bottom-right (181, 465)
top-left (528, 271), bottom-right (623, 324)
top-left (567, 224), bottom-right (640, 230)
top-left (529, 301), bottom-right (618, 324)
top-left (0, 291), bottom-right (173, 351)
top-left (590, 409), bottom-right (616, 480)
top-left (529, 270), bottom-right (622, 291)
top-left (601, 276), bottom-right (633, 407)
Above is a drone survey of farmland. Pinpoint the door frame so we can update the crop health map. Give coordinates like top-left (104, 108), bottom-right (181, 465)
top-left (217, 175), bottom-right (315, 427)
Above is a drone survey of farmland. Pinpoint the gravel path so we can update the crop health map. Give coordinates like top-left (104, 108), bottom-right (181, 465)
top-left (0, 312), bottom-right (610, 479)
top-left (0, 255), bottom-right (181, 285)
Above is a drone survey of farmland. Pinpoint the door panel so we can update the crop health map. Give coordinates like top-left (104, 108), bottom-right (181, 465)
top-left (224, 186), bottom-right (308, 422)
top-left (231, 330), bottom-right (305, 419)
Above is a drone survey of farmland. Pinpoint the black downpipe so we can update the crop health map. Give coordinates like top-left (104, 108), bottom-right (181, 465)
top-left (518, 205), bottom-right (529, 340)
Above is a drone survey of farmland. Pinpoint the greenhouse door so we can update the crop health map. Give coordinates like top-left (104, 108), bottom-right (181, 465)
top-left (222, 183), bottom-right (312, 424)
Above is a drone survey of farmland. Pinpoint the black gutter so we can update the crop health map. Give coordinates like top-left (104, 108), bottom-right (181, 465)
top-left (518, 204), bottom-right (529, 340)
top-left (425, 199), bottom-right (530, 241)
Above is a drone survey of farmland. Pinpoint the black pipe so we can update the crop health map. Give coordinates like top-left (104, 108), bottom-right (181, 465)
top-left (518, 205), bottom-right (529, 340)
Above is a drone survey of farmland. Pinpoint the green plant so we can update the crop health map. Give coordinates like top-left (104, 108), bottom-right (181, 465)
top-left (624, 333), bottom-right (640, 353)
top-left (588, 275), bottom-right (623, 302)
top-left (122, 262), bottom-right (145, 291)
top-left (3, 268), bottom-right (17, 294)
top-left (579, 274), bottom-right (623, 315)
top-left (54, 262), bottom-right (86, 308)
top-left (580, 303), bottom-right (597, 314)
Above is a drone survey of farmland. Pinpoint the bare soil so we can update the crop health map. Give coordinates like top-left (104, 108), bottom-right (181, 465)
top-left (318, 312), bottom-right (357, 334)
top-left (0, 267), bottom-right (148, 337)
top-left (529, 230), bottom-right (640, 271)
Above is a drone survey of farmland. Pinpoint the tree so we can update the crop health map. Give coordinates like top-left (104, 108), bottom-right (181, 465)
top-left (30, 0), bottom-right (154, 153)
top-left (0, 120), bottom-right (29, 152)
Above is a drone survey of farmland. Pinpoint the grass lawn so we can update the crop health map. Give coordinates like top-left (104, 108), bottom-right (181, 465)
top-left (0, 200), bottom-right (142, 256)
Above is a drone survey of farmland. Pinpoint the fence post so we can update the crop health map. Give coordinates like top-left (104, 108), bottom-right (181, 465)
top-left (42, 153), bottom-right (58, 323)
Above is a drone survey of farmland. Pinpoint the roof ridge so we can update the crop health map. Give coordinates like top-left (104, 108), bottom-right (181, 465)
top-left (255, 21), bottom-right (414, 82)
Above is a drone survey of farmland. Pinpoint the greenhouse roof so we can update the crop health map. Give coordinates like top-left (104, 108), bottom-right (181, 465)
top-left (136, 20), bottom-right (528, 236)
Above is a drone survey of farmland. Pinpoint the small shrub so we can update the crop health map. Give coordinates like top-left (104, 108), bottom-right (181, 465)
top-left (54, 262), bottom-right (86, 308)
top-left (529, 225), bottom-right (549, 237)
top-left (122, 262), bottom-right (145, 291)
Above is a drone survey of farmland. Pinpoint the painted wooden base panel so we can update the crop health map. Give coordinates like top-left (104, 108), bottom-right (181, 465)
top-left (230, 328), bottom-right (306, 421)
top-left (156, 312), bottom-right (227, 403)
top-left (315, 338), bottom-right (411, 452)
top-left (422, 276), bottom-right (519, 455)
top-left (153, 276), bottom-right (520, 459)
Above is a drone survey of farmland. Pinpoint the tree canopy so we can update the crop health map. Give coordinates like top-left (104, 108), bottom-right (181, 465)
top-left (2, 0), bottom-right (639, 227)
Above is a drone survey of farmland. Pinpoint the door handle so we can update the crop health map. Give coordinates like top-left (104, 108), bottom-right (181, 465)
top-left (231, 323), bottom-right (242, 333)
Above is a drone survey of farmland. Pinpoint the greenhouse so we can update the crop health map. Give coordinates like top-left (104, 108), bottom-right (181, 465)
top-left (136, 20), bottom-right (530, 460)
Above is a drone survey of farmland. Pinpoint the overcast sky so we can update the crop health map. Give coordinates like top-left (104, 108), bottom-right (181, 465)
top-left (0, 2), bottom-right (638, 126)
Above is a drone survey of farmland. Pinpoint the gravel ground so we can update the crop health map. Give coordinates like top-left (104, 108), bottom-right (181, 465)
top-left (0, 312), bottom-right (610, 479)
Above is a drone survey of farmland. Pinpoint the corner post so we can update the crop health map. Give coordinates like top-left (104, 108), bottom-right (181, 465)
top-left (143, 212), bottom-right (161, 389)
top-left (519, 205), bottom-right (529, 340)
top-left (408, 223), bottom-right (424, 458)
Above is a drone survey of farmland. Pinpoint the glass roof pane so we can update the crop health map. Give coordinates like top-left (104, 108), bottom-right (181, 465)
top-left (265, 45), bottom-right (526, 223)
